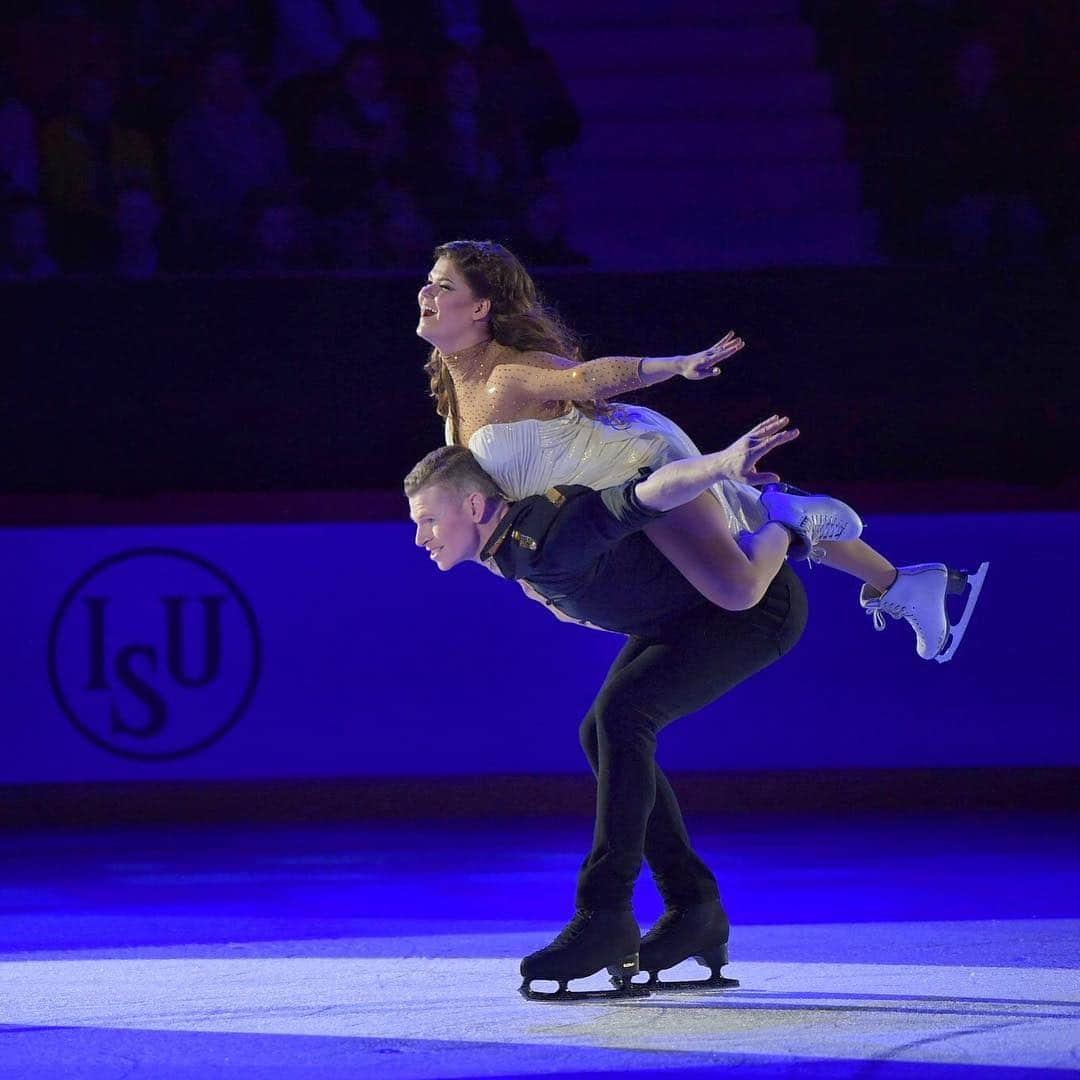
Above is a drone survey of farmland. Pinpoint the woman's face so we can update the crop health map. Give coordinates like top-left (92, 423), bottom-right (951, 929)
top-left (416, 256), bottom-right (489, 347)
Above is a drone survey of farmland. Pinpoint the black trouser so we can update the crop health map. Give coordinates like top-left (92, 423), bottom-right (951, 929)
top-left (576, 563), bottom-right (808, 910)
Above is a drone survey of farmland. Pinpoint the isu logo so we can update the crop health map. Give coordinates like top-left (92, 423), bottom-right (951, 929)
top-left (47, 548), bottom-right (261, 761)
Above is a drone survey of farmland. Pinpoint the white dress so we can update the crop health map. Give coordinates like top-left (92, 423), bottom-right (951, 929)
top-left (457, 403), bottom-right (767, 537)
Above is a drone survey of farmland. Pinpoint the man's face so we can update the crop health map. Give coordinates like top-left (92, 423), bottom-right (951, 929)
top-left (408, 483), bottom-right (483, 571)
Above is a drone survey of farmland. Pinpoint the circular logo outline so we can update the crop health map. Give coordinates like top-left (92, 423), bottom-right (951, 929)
top-left (47, 546), bottom-right (262, 761)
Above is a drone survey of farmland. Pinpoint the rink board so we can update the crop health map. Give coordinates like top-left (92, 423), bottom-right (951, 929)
top-left (3, 511), bottom-right (1074, 783)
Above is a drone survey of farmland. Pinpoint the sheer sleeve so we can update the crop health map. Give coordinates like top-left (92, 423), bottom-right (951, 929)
top-left (487, 353), bottom-right (646, 404)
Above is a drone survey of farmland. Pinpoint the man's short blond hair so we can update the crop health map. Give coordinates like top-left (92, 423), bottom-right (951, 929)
top-left (403, 445), bottom-right (504, 501)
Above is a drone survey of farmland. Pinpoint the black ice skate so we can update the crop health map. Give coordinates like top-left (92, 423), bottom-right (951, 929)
top-left (519, 908), bottom-right (648, 1002)
top-left (629, 900), bottom-right (740, 993)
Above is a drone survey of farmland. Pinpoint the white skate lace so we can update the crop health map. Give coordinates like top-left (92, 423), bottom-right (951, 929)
top-left (801, 514), bottom-right (849, 567)
top-left (802, 513), bottom-right (850, 544)
top-left (868, 598), bottom-right (927, 649)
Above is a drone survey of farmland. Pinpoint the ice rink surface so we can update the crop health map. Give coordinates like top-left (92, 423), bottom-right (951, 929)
top-left (1, 813), bottom-right (1077, 1078)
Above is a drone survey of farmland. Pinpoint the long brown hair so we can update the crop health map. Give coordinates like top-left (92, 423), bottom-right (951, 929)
top-left (423, 239), bottom-right (600, 443)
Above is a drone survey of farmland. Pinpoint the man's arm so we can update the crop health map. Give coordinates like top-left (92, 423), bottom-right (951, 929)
top-left (635, 415), bottom-right (798, 513)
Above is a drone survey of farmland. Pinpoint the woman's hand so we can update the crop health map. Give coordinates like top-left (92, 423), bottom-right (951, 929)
top-left (675, 331), bottom-right (745, 380)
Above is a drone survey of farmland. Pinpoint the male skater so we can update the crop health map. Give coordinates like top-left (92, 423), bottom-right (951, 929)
top-left (404, 417), bottom-right (859, 999)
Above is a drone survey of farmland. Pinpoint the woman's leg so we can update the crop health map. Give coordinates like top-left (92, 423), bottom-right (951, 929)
top-left (815, 539), bottom-right (897, 592)
top-left (644, 492), bottom-right (790, 611)
top-left (641, 491), bottom-right (897, 609)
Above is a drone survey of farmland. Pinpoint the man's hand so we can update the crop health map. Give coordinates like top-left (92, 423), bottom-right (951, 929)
top-left (710, 415), bottom-right (799, 487)
top-left (676, 331), bottom-right (745, 380)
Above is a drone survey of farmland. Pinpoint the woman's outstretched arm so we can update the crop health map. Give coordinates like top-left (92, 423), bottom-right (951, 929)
top-left (489, 331), bottom-right (744, 403)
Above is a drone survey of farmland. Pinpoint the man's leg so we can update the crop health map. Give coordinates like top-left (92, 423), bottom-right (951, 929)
top-left (519, 568), bottom-right (807, 996)
top-left (581, 633), bottom-right (715, 903)
top-left (580, 703), bottom-right (716, 907)
top-left (576, 566), bottom-right (807, 912)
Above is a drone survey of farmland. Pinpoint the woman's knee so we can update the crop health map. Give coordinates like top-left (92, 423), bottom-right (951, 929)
top-left (730, 572), bottom-right (770, 611)
top-left (698, 571), bottom-right (766, 612)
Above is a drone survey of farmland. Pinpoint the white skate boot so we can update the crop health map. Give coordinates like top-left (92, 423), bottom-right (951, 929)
top-left (759, 483), bottom-right (863, 561)
top-left (860, 562), bottom-right (989, 663)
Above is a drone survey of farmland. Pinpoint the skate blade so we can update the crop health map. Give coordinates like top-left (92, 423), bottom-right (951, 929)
top-left (519, 979), bottom-right (650, 1003)
top-left (640, 973), bottom-right (740, 993)
top-left (935, 561), bottom-right (989, 664)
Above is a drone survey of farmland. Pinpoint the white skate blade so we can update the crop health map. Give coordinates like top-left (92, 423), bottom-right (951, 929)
top-left (935, 561), bottom-right (989, 663)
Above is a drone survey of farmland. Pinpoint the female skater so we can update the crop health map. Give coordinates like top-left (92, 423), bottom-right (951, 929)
top-left (416, 239), bottom-right (986, 661)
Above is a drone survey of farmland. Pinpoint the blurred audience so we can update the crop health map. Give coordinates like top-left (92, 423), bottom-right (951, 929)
top-left (0, 69), bottom-right (39, 199)
top-left (411, 47), bottom-right (523, 240)
top-left (7, 0), bottom-right (1070, 276)
top-left (0, 0), bottom-right (590, 276)
top-left (129, 0), bottom-right (273, 136)
top-left (111, 182), bottom-right (163, 279)
top-left (513, 179), bottom-right (587, 267)
top-left (1, 198), bottom-right (59, 279)
top-left (319, 205), bottom-right (377, 270)
top-left (243, 186), bottom-right (316, 273)
top-left (38, 66), bottom-right (159, 270)
top-left (270, 0), bottom-right (380, 87)
top-left (372, 183), bottom-right (436, 269)
top-left (804, 0), bottom-right (1079, 262)
top-left (7, 3), bottom-right (126, 119)
top-left (168, 45), bottom-right (288, 269)
top-left (304, 40), bottom-right (410, 215)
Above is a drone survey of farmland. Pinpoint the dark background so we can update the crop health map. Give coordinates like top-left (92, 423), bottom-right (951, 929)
top-left (4, 264), bottom-right (1076, 506)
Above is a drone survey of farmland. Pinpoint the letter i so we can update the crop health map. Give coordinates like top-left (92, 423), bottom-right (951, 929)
top-left (84, 597), bottom-right (109, 690)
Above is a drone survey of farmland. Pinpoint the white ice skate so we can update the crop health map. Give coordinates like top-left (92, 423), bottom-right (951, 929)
top-left (860, 562), bottom-right (989, 663)
top-left (759, 483), bottom-right (863, 561)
